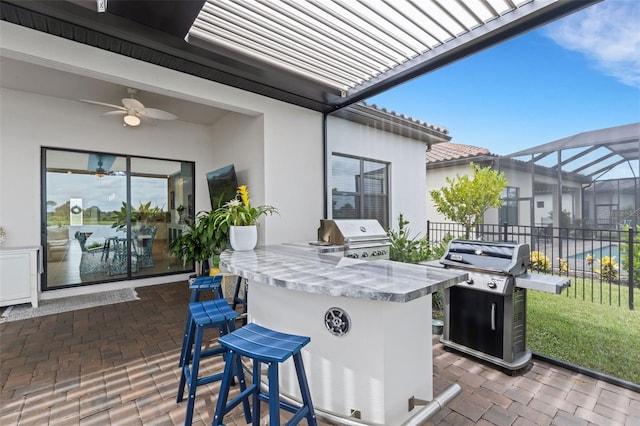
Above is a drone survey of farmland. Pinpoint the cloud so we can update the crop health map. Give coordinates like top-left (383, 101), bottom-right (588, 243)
top-left (543, 0), bottom-right (640, 88)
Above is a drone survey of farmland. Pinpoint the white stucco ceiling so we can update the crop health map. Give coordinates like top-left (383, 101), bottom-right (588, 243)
top-left (0, 57), bottom-right (230, 127)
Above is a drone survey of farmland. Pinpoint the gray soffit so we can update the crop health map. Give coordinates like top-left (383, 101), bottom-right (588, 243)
top-left (0, 0), bottom-right (600, 114)
top-left (505, 123), bottom-right (640, 179)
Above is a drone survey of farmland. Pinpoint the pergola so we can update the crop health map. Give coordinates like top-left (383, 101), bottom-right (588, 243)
top-left (505, 123), bottom-right (640, 228)
top-left (0, 0), bottom-right (600, 113)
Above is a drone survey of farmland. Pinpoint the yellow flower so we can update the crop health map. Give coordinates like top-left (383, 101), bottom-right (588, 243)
top-left (238, 185), bottom-right (250, 207)
top-left (586, 254), bottom-right (593, 266)
top-left (212, 185), bottom-right (278, 227)
top-left (530, 251), bottom-right (550, 272)
top-left (595, 256), bottom-right (619, 282)
top-left (558, 258), bottom-right (568, 273)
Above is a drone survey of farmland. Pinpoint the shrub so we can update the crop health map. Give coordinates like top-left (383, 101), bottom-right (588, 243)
top-left (595, 256), bottom-right (619, 282)
top-left (558, 258), bottom-right (569, 274)
top-left (387, 213), bottom-right (432, 264)
top-left (586, 254), bottom-right (594, 267)
top-left (620, 225), bottom-right (639, 286)
top-left (431, 233), bottom-right (454, 260)
top-left (531, 251), bottom-right (550, 272)
top-left (387, 214), bottom-right (447, 313)
top-left (432, 290), bottom-right (444, 311)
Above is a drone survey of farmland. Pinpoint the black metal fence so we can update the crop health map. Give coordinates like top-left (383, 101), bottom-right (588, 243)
top-left (426, 221), bottom-right (638, 310)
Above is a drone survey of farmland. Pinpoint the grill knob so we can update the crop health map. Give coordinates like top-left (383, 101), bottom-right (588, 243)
top-left (466, 278), bottom-right (474, 285)
top-left (487, 280), bottom-right (497, 289)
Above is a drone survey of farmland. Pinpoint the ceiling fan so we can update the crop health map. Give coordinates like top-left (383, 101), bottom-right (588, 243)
top-left (80, 88), bottom-right (178, 127)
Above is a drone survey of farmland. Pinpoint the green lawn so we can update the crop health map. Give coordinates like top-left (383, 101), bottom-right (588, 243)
top-left (527, 283), bottom-right (640, 385)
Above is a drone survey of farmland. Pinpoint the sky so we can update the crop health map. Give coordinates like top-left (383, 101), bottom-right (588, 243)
top-left (368, 0), bottom-right (640, 157)
top-left (48, 173), bottom-right (168, 213)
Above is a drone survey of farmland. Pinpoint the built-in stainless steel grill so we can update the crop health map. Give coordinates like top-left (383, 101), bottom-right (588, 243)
top-left (316, 219), bottom-right (390, 260)
top-left (437, 239), bottom-right (570, 373)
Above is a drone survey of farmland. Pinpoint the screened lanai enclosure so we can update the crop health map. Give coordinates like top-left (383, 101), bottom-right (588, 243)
top-left (506, 123), bottom-right (640, 230)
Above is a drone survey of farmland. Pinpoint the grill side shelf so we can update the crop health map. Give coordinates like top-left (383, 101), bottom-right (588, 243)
top-left (515, 273), bottom-right (570, 294)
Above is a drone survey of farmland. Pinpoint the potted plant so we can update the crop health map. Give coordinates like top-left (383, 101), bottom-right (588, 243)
top-left (212, 185), bottom-right (278, 251)
top-left (169, 207), bottom-right (232, 275)
top-left (169, 219), bottom-right (211, 276)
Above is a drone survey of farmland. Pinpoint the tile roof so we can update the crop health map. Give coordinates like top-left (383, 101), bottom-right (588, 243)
top-left (334, 101), bottom-right (451, 144)
top-left (362, 102), bottom-right (449, 135)
top-left (426, 142), bottom-right (492, 163)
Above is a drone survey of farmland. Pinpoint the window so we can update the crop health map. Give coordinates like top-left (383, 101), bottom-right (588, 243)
top-left (536, 201), bottom-right (545, 208)
top-left (43, 148), bottom-right (194, 290)
top-left (500, 186), bottom-right (519, 226)
top-left (331, 154), bottom-right (389, 227)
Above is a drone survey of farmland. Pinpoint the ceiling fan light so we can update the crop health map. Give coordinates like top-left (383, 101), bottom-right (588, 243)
top-left (124, 114), bottom-right (140, 127)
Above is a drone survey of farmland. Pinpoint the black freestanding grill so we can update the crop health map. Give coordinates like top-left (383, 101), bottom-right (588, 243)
top-left (437, 240), bottom-right (570, 372)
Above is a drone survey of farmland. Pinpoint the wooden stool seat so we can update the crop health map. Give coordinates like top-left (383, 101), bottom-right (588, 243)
top-left (212, 323), bottom-right (316, 426)
top-left (189, 275), bottom-right (224, 302)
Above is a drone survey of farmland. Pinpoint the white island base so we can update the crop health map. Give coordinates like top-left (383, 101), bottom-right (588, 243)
top-left (249, 281), bottom-right (432, 425)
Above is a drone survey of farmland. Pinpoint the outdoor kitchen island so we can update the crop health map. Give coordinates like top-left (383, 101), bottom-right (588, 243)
top-left (220, 244), bottom-right (467, 425)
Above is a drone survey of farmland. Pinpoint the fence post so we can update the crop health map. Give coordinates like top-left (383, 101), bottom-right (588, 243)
top-left (629, 227), bottom-right (635, 311)
top-left (427, 220), bottom-right (430, 242)
top-left (503, 222), bottom-right (508, 242)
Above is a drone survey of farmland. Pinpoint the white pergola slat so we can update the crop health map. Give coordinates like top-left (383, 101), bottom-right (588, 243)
top-left (188, 0), bottom-right (586, 97)
top-left (1, 0), bottom-right (600, 111)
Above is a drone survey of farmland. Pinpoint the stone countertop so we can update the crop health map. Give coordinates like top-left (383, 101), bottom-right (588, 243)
top-left (220, 244), bottom-right (467, 303)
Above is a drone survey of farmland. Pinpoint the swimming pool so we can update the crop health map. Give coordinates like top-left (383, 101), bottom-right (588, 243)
top-left (572, 245), bottom-right (620, 260)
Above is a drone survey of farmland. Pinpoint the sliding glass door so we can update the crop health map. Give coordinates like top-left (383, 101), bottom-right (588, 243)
top-left (43, 148), bottom-right (194, 290)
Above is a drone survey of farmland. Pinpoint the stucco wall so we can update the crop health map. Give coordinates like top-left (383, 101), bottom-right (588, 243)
top-left (1, 21), bottom-right (436, 300)
top-left (426, 159), bottom-right (586, 228)
top-left (327, 115), bottom-right (428, 233)
top-left (0, 21), bottom-right (323, 296)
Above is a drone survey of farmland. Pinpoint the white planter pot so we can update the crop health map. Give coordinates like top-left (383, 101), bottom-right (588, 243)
top-left (229, 225), bottom-right (257, 251)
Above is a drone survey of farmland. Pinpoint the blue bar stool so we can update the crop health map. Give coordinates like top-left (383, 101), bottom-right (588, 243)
top-left (212, 323), bottom-right (317, 426)
top-left (179, 275), bottom-right (225, 368)
top-left (190, 275), bottom-right (225, 303)
top-left (232, 276), bottom-right (248, 324)
top-left (177, 299), bottom-right (250, 426)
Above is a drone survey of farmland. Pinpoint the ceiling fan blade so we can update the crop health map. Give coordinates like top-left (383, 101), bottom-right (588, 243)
top-left (79, 99), bottom-right (126, 110)
top-left (101, 111), bottom-right (127, 116)
top-left (122, 98), bottom-right (145, 110)
top-left (142, 108), bottom-right (178, 120)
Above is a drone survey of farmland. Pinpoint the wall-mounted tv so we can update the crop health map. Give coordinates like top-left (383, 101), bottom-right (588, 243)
top-left (206, 164), bottom-right (238, 209)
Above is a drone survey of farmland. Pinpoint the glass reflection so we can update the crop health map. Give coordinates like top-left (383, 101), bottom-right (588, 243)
top-left (44, 149), bottom-right (194, 289)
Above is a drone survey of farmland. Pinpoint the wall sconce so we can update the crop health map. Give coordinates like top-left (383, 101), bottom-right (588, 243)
top-left (124, 114), bottom-right (141, 127)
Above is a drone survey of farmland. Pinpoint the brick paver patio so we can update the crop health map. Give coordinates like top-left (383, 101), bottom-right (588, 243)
top-left (1, 282), bottom-right (638, 425)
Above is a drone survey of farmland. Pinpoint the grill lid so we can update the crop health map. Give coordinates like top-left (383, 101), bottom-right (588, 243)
top-left (318, 219), bottom-right (388, 245)
top-left (440, 240), bottom-right (530, 276)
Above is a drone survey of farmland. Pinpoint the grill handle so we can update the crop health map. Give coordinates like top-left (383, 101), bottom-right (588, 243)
top-left (491, 303), bottom-right (496, 331)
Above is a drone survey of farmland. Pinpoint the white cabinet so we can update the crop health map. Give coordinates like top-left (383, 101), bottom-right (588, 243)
top-left (0, 246), bottom-right (40, 307)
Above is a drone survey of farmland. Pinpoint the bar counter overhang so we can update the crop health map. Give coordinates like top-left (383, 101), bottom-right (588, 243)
top-left (220, 245), bottom-right (467, 425)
